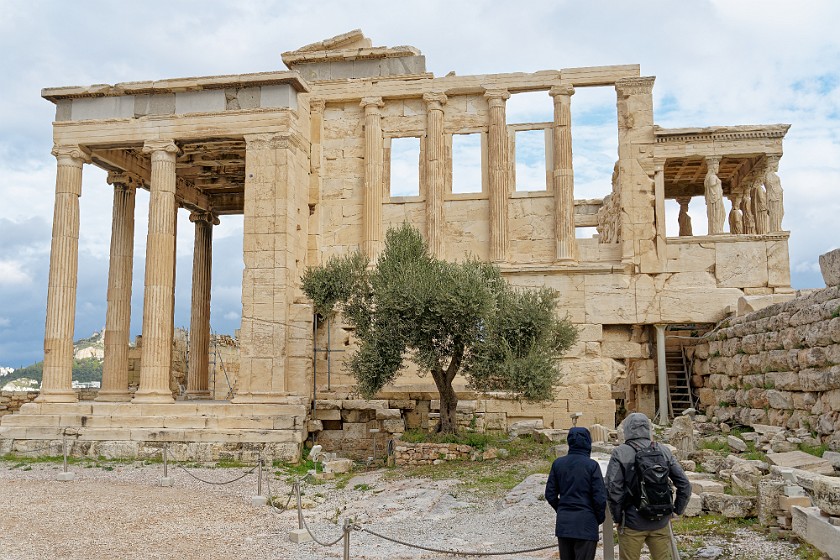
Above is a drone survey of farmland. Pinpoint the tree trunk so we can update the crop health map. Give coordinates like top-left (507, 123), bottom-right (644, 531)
top-left (435, 373), bottom-right (459, 434)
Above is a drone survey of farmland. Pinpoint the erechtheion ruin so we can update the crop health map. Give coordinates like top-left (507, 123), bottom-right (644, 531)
top-left (0, 31), bottom-right (795, 460)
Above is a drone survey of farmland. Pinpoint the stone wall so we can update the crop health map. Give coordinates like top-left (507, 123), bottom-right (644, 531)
top-left (0, 389), bottom-right (98, 419)
top-left (393, 442), bottom-right (475, 466)
top-left (694, 285), bottom-right (840, 449)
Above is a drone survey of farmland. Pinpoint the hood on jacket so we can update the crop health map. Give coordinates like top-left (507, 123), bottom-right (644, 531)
top-left (623, 412), bottom-right (652, 442)
top-left (567, 427), bottom-right (592, 455)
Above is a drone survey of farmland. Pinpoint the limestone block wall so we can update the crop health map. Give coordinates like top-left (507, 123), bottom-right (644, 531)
top-left (0, 389), bottom-right (97, 419)
top-left (694, 285), bottom-right (840, 449)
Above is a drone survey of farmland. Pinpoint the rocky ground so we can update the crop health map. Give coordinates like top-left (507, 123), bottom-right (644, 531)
top-left (0, 459), bottom-right (814, 560)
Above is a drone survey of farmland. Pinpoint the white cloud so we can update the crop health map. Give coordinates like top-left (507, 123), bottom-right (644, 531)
top-left (0, 260), bottom-right (31, 285)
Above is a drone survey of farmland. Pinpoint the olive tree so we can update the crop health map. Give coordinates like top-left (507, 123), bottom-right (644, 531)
top-left (301, 224), bottom-right (577, 434)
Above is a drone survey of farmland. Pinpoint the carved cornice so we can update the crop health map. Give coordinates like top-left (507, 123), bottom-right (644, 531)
top-left (51, 144), bottom-right (92, 165)
top-left (615, 76), bottom-right (655, 96)
top-left (189, 210), bottom-right (220, 225)
top-left (422, 91), bottom-right (448, 111)
top-left (655, 125), bottom-right (790, 144)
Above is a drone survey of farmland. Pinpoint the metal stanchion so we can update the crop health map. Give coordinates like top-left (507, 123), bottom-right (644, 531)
top-left (57, 435), bottom-right (74, 481)
top-left (252, 454), bottom-right (268, 506)
top-left (159, 443), bottom-right (173, 487)
top-left (288, 481), bottom-right (313, 543)
top-left (342, 518), bottom-right (351, 560)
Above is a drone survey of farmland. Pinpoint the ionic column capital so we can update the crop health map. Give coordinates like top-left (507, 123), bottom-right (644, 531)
top-left (483, 87), bottom-right (510, 107)
top-left (51, 144), bottom-right (91, 166)
top-left (549, 84), bottom-right (575, 99)
top-left (423, 92), bottom-right (448, 111)
top-left (310, 97), bottom-right (326, 113)
top-left (360, 96), bottom-right (384, 114)
top-left (615, 76), bottom-right (656, 97)
top-left (189, 210), bottom-right (220, 226)
top-left (106, 171), bottom-right (143, 190)
top-left (142, 140), bottom-right (180, 159)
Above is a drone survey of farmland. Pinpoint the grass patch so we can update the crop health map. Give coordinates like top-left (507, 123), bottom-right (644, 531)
top-left (795, 541), bottom-right (824, 560)
top-left (798, 442), bottom-right (828, 458)
top-left (699, 438), bottom-right (730, 454)
top-left (672, 514), bottom-right (757, 538)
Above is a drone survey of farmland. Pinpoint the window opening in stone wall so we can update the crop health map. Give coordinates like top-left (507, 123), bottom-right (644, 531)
top-left (570, 86), bottom-right (619, 201)
top-left (513, 128), bottom-right (550, 192)
top-left (388, 136), bottom-right (421, 197)
top-left (665, 197), bottom-right (708, 237)
top-left (451, 132), bottom-right (483, 193)
top-left (575, 226), bottom-right (598, 239)
top-left (506, 91), bottom-right (553, 124)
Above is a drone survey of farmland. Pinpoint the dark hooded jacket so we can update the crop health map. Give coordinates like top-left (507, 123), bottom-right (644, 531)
top-left (605, 412), bottom-right (692, 531)
top-left (544, 427), bottom-right (607, 541)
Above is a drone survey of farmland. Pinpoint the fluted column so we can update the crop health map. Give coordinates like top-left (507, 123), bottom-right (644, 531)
top-left (423, 92), bottom-right (447, 257)
top-left (133, 139), bottom-right (180, 404)
top-left (550, 85), bottom-right (578, 263)
top-left (361, 97), bottom-right (384, 259)
top-left (38, 145), bottom-right (90, 403)
top-left (484, 88), bottom-right (511, 263)
top-left (96, 172), bottom-right (140, 402)
top-left (185, 211), bottom-right (218, 400)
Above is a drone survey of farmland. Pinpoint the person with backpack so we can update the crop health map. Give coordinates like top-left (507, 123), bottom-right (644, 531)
top-left (544, 427), bottom-right (607, 560)
top-left (606, 412), bottom-right (692, 560)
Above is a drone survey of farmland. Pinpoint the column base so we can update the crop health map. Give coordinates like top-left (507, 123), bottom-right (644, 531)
top-left (231, 391), bottom-right (290, 404)
top-left (132, 390), bottom-right (175, 404)
top-left (95, 390), bottom-right (133, 402)
top-left (35, 390), bottom-right (79, 403)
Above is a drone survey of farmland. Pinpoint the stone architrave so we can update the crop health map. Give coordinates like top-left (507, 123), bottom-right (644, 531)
top-left (728, 193), bottom-right (744, 235)
top-left (423, 92), bottom-right (447, 257)
top-left (550, 85), bottom-right (578, 263)
top-left (361, 97), bottom-right (384, 260)
top-left (484, 87), bottom-right (511, 263)
top-left (38, 145), bottom-right (91, 403)
top-left (97, 172), bottom-right (140, 402)
top-left (185, 211), bottom-right (219, 399)
top-left (704, 157), bottom-right (725, 235)
top-left (133, 140), bottom-right (180, 404)
top-left (765, 155), bottom-right (784, 232)
top-left (676, 197), bottom-right (693, 237)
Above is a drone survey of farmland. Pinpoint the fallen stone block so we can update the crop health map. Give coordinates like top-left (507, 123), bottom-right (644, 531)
top-left (690, 479), bottom-right (725, 495)
top-left (683, 493), bottom-right (703, 517)
top-left (791, 506), bottom-right (840, 560)
top-left (811, 472), bottom-right (840, 516)
top-left (702, 493), bottom-right (757, 518)
top-left (819, 248), bottom-right (840, 287)
top-left (779, 495), bottom-right (812, 510)
top-left (823, 451), bottom-right (840, 470)
top-left (766, 451), bottom-right (835, 475)
top-left (323, 458), bottom-right (353, 474)
top-left (533, 429), bottom-right (568, 444)
top-left (727, 435), bottom-right (747, 453)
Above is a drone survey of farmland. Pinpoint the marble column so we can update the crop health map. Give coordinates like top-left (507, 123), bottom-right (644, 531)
top-left (655, 324), bottom-right (669, 426)
top-left (38, 145), bottom-right (90, 403)
top-left (751, 170), bottom-right (770, 235)
top-left (728, 193), bottom-right (744, 234)
top-left (133, 139), bottom-right (180, 404)
top-left (185, 211), bottom-right (218, 399)
top-left (423, 92), bottom-right (447, 257)
top-left (765, 155), bottom-right (784, 232)
top-left (741, 190), bottom-right (756, 235)
top-left (484, 88), bottom-right (511, 263)
top-left (96, 172), bottom-right (140, 402)
top-left (361, 97), bottom-right (384, 260)
top-left (550, 85), bottom-right (578, 263)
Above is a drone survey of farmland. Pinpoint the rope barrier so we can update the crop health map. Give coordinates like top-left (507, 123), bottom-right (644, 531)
top-left (264, 472), bottom-right (295, 514)
top-left (357, 526), bottom-right (557, 557)
top-left (159, 446), bottom-right (258, 485)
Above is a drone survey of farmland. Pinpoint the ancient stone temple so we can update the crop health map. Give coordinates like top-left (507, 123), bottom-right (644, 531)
top-left (0, 31), bottom-right (794, 460)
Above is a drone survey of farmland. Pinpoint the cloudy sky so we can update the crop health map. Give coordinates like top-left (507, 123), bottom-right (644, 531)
top-left (0, 0), bottom-right (838, 368)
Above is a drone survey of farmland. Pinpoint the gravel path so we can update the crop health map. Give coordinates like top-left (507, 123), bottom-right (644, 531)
top-left (0, 460), bottom-right (807, 560)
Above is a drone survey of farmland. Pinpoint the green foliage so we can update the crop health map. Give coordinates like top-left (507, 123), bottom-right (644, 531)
top-left (699, 437), bottom-right (730, 454)
top-left (798, 442), bottom-right (828, 458)
top-left (301, 224), bottom-right (577, 431)
top-left (832, 306), bottom-right (840, 319)
top-left (3, 358), bottom-right (103, 385)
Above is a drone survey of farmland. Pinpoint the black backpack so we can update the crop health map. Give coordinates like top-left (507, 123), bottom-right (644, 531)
top-left (631, 442), bottom-right (674, 521)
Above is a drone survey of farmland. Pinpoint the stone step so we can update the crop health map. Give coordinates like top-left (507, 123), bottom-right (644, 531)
top-left (15, 402), bottom-right (308, 418)
top-left (0, 425), bottom-right (305, 444)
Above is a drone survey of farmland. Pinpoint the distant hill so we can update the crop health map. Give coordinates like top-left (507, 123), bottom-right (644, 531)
top-left (1, 330), bottom-right (105, 389)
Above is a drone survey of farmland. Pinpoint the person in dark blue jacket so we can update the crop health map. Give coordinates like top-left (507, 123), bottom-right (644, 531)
top-left (544, 427), bottom-right (607, 560)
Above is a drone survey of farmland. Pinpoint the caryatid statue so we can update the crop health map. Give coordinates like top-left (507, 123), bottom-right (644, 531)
top-left (741, 189), bottom-right (756, 234)
top-left (765, 156), bottom-right (784, 232)
top-left (752, 172), bottom-right (770, 235)
top-left (728, 193), bottom-right (744, 235)
top-left (704, 157), bottom-right (725, 235)
top-left (676, 197), bottom-right (692, 236)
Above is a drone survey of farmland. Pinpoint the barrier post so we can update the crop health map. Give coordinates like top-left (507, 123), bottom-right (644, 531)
top-left (251, 454), bottom-right (268, 506)
top-left (57, 435), bottom-right (74, 481)
top-left (343, 518), bottom-right (351, 560)
top-left (288, 481), bottom-right (313, 543)
top-left (159, 443), bottom-right (173, 487)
